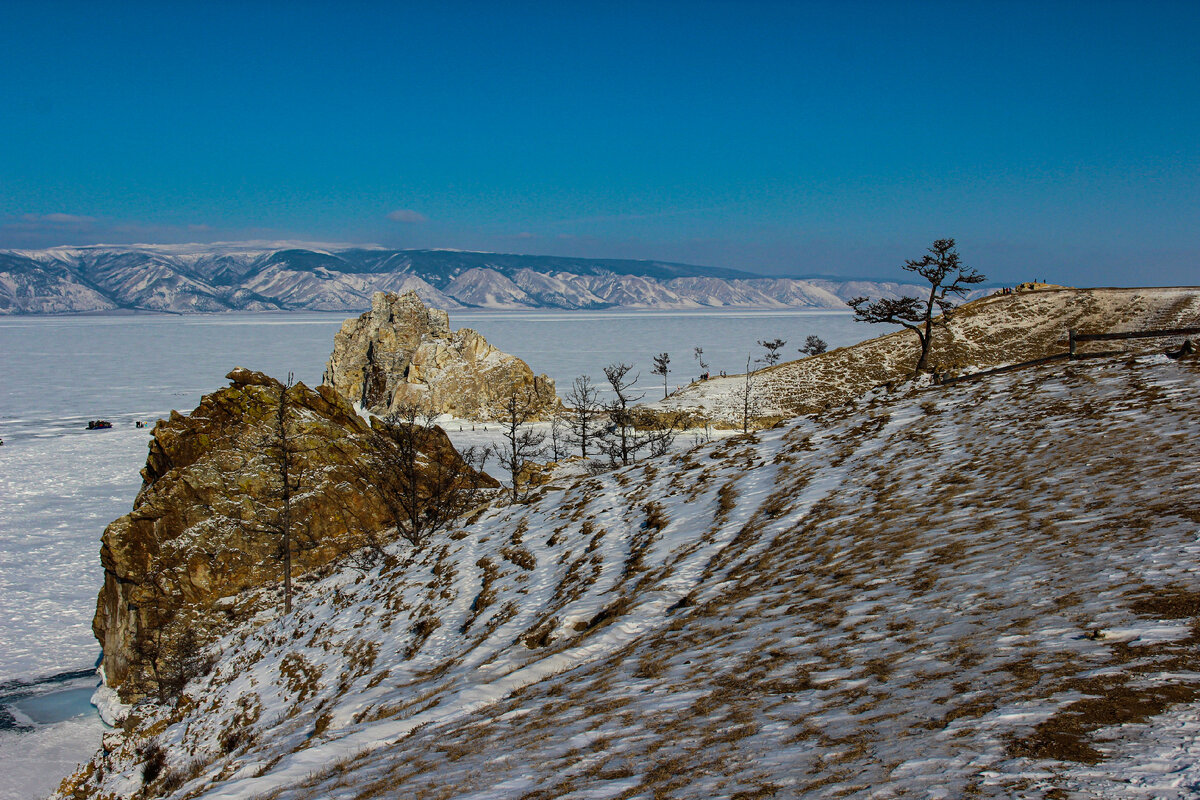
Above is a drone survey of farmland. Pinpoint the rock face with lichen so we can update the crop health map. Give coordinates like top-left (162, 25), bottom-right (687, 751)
top-left (92, 367), bottom-right (470, 703)
top-left (323, 291), bottom-right (560, 421)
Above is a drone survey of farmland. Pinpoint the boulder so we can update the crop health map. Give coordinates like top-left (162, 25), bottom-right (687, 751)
top-left (323, 291), bottom-right (560, 421)
top-left (92, 367), bottom-right (471, 702)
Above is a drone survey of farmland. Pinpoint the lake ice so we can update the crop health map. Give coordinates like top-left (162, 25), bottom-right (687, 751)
top-left (0, 307), bottom-right (872, 799)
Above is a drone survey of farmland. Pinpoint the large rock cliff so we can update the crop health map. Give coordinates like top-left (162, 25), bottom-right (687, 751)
top-left (92, 367), bottom-right (469, 702)
top-left (323, 291), bottom-right (560, 421)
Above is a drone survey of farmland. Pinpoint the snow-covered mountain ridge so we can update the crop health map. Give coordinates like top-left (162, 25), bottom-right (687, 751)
top-left (0, 243), bottom-right (949, 313)
top-left (56, 354), bottom-right (1200, 799)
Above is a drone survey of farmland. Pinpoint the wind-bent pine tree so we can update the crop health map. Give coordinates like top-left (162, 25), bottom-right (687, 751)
top-left (651, 352), bottom-right (671, 399)
top-left (757, 338), bottom-right (786, 367)
top-left (847, 238), bottom-right (985, 376)
top-left (800, 334), bottom-right (827, 356)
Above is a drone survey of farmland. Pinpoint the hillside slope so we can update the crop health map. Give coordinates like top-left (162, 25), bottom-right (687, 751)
top-left (654, 286), bottom-right (1200, 422)
top-left (58, 354), bottom-right (1200, 799)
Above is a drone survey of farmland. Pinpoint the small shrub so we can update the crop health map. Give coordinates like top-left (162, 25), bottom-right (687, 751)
top-left (413, 617), bottom-right (441, 638)
top-left (501, 545), bottom-right (536, 571)
top-left (159, 758), bottom-right (206, 794)
top-left (139, 739), bottom-right (166, 786)
top-left (220, 727), bottom-right (247, 755)
top-left (716, 481), bottom-right (738, 518)
top-left (522, 617), bottom-right (558, 649)
top-left (405, 616), bottom-right (442, 659)
top-left (587, 596), bottom-right (631, 630)
top-left (642, 502), bottom-right (669, 533)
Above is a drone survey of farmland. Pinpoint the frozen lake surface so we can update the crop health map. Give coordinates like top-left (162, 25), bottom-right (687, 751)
top-left (0, 307), bottom-right (874, 799)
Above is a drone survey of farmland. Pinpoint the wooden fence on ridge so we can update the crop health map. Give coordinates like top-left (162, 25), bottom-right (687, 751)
top-left (937, 324), bottom-right (1200, 386)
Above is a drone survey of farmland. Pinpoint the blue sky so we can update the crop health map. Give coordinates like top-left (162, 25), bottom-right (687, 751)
top-left (1, 1), bottom-right (1197, 285)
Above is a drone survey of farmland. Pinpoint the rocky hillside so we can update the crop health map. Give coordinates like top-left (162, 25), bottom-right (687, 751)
top-left (58, 353), bottom-right (1200, 799)
top-left (654, 286), bottom-right (1200, 423)
top-left (93, 367), bottom-right (478, 704)
top-left (323, 291), bottom-right (559, 421)
top-left (0, 243), bottom-right (948, 313)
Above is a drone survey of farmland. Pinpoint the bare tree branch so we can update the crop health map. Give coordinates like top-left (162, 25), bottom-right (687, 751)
top-left (847, 239), bottom-right (985, 375)
top-left (496, 386), bottom-right (548, 502)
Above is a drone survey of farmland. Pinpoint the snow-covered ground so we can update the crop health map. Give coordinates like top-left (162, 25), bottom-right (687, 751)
top-left (54, 354), bottom-right (1200, 800)
top-left (0, 308), bottom-right (869, 800)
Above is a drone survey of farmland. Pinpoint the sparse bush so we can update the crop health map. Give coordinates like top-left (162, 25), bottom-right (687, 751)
top-left (413, 617), bottom-right (441, 638)
top-left (586, 596), bottom-right (631, 630)
top-left (716, 481), bottom-right (738, 519)
top-left (139, 739), bottom-right (166, 786)
top-left (522, 617), bottom-right (558, 649)
top-left (159, 758), bottom-right (207, 794)
top-left (642, 501), bottom-right (669, 533)
top-left (220, 727), bottom-right (247, 754)
top-left (501, 545), bottom-right (536, 571)
top-left (584, 459), bottom-right (612, 476)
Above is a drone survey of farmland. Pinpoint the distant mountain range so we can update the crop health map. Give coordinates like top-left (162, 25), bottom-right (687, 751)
top-left (0, 243), bottom-right (964, 314)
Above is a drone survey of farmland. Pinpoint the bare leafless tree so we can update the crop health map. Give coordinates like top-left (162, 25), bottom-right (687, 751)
top-left (254, 372), bottom-right (311, 614)
top-left (566, 375), bottom-right (601, 458)
top-left (640, 409), bottom-right (680, 458)
top-left (737, 354), bottom-right (759, 433)
top-left (600, 363), bottom-right (644, 466)
top-left (369, 402), bottom-right (493, 548)
top-left (495, 387), bottom-right (548, 502)
top-left (549, 408), bottom-right (568, 462)
top-left (594, 364), bottom-right (681, 466)
top-left (847, 238), bottom-right (985, 375)
top-left (133, 563), bottom-right (213, 702)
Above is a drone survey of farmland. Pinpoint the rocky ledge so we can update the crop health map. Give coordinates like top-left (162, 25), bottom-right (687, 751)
top-left (322, 290), bottom-right (560, 421)
top-left (92, 367), bottom-right (471, 703)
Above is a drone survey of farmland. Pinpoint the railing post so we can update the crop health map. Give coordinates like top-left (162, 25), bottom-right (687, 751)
top-left (1069, 329), bottom-right (1077, 359)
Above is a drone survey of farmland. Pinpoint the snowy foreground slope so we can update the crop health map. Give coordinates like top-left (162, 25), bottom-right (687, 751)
top-left (59, 356), bottom-right (1200, 799)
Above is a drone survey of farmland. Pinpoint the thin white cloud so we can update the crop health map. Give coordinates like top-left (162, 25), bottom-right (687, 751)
top-left (387, 209), bottom-right (428, 224)
top-left (20, 212), bottom-right (97, 225)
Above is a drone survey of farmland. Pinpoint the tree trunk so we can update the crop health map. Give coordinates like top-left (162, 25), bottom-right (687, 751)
top-left (277, 388), bottom-right (293, 614)
top-left (913, 330), bottom-right (931, 376)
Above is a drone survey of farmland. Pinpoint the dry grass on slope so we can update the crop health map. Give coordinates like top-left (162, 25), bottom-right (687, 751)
top-left (268, 357), bottom-right (1200, 800)
top-left (656, 287), bottom-right (1200, 422)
